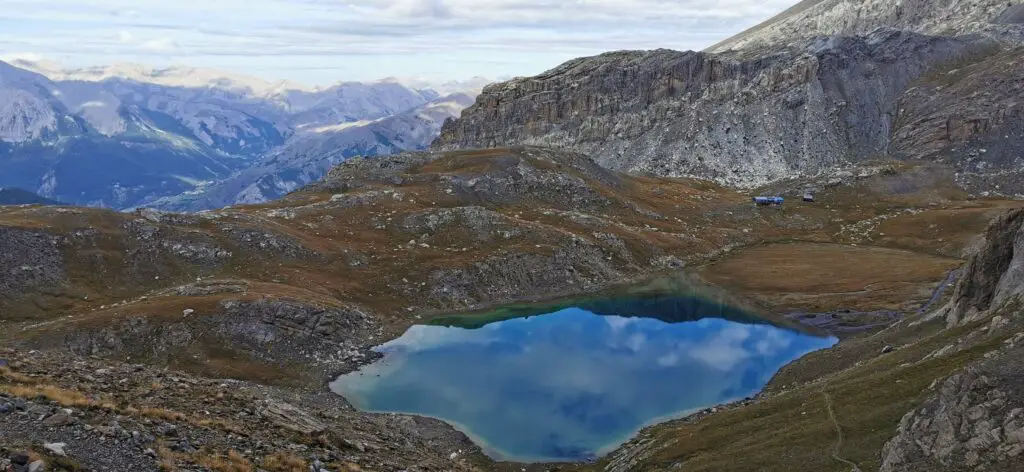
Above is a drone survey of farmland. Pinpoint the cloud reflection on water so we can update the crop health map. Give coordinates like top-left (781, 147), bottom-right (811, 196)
top-left (332, 307), bottom-right (835, 462)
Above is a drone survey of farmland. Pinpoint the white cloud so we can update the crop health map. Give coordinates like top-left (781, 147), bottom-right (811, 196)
top-left (656, 351), bottom-right (680, 367)
top-left (1, 51), bottom-right (45, 62)
top-left (684, 323), bottom-right (753, 371)
top-left (688, 342), bottom-right (751, 371)
top-left (139, 37), bottom-right (178, 52)
top-left (626, 332), bottom-right (646, 352)
top-left (754, 328), bottom-right (793, 356)
top-left (0, 0), bottom-right (799, 82)
top-left (604, 315), bottom-right (637, 332)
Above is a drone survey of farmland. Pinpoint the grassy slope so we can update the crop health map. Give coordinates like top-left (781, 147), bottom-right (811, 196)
top-left (2, 147), bottom-right (1022, 471)
top-left (584, 309), bottom-right (1017, 472)
top-left (700, 243), bottom-right (962, 313)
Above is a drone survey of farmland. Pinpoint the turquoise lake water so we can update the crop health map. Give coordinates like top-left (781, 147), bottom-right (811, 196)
top-left (330, 298), bottom-right (836, 462)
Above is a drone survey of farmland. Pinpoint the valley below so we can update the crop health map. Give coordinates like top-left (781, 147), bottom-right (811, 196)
top-left (1, 145), bottom-right (1022, 471)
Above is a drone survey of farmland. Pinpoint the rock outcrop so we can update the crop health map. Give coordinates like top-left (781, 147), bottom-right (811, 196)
top-left (434, 2), bottom-right (1024, 192)
top-left (893, 45), bottom-right (1024, 195)
top-left (54, 298), bottom-right (382, 381)
top-left (0, 227), bottom-right (65, 311)
top-left (944, 208), bottom-right (1024, 326)
top-left (880, 341), bottom-right (1024, 472)
top-left (879, 207), bottom-right (1024, 471)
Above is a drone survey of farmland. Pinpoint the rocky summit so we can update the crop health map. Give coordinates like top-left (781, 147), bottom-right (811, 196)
top-left (3, 1), bottom-right (1024, 472)
top-left (434, 1), bottom-right (1024, 194)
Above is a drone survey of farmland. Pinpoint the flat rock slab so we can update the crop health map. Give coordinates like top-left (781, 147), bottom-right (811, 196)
top-left (259, 400), bottom-right (327, 435)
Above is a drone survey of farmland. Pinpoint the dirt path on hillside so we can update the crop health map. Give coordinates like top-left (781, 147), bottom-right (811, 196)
top-left (825, 392), bottom-right (863, 472)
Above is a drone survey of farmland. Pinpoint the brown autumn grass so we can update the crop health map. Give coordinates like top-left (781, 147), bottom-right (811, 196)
top-left (699, 242), bottom-right (962, 312)
top-left (157, 446), bottom-right (178, 472)
top-left (0, 370), bottom-right (248, 438)
top-left (193, 450), bottom-right (253, 472)
top-left (568, 308), bottom-right (1018, 472)
top-left (262, 452), bottom-right (308, 472)
top-left (0, 384), bottom-right (95, 408)
top-left (0, 366), bottom-right (35, 383)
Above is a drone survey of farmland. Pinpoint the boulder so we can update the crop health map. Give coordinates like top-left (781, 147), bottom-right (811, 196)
top-left (42, 443), bottom-right (66, 457)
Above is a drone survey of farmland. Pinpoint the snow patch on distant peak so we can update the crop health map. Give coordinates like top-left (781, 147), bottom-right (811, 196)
top-left (307, 120), bottom-right (377, 134)
top-left (12, 59), bottom-right (316, 98)
top-left (77, 101), bottom-right (110, 109)
top-left (379, 76), bottom-right (496, 96)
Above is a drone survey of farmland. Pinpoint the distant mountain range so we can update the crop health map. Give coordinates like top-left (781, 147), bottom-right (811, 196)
top-left (0, 187), bottom-right (63, 205)
top-left (0, 59), bottom-right (488, 210)
top-left (145, 93), bottom-right (476, 211)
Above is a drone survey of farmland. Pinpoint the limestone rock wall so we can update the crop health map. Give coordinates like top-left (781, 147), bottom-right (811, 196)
top-left (945, 208), bottom-right (1024, 326)
top-left (435, 32), bottom-right (985, 188)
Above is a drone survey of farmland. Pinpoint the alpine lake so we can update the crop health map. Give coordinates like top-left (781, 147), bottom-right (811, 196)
top-left (330, 278), bottom-right (837, 463)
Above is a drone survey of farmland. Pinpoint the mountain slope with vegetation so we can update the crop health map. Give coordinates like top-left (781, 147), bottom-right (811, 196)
top-left (1, 144), bottom-right (1020, 470)
top-left (0, 188), bottom-right (62, 206)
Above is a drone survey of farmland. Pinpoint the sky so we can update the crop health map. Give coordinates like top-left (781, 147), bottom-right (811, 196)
top-left (0, 0), bottom-right (799, 85)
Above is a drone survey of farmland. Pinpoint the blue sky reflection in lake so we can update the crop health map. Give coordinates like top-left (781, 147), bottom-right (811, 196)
top-left (331, 307), bottom-right (836, 462)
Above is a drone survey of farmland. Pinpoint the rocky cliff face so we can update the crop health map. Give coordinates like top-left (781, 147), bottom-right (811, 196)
top-left (0, 227), bottom-right (65, 309)
top-left (893, 46), bottom-right (1024, 195)
top-left (880, 342), bottom-right (1024, 472)
top-left (437, 32), bottom-right (995, 187)
top-left (877, 207), bottom-right (1024, 471)
top-left (435, 2), bottom-right (1024, 192)
top-left (942, 208), bottom-right (1024, 326)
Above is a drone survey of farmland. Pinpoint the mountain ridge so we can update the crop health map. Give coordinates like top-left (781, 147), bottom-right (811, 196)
top-left (708, 0), bottom-right (1024, 55)
top-left (0, 187), bottom-right (63, 205)
top-left (144, 93), bottom-right (476, 212)
top-left (0, 59), bottom-right (486, 209)
top-left (434, 1), bottom-right (1024, 194)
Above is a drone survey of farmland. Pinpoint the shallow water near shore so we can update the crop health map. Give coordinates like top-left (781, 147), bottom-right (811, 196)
top-left (330, 296), bottom-right (837, 462)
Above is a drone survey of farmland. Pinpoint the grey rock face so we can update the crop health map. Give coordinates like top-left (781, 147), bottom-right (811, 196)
top-left (169, 279), bottom-right (248, 297)
top-left (996, 5), bottom-right (1024, 24)
top-left (62, 298), bottom-right (379, 375)
top-left (120, 218), bottom-right (233, 283)
top-left (893, 46), bottom-right (1024, 195)
top-left (217, 298), bottom-right (377, 350)
top-left (0, 227), bottom-right (65, 303)
top-left (306, 152), bottom-right (443, 194)
top-left (435, 32), bottom-right (999, 188)
top-left (880, 348), bottom-right (1024, 472)
top-left (399, 207), bottom-right (523, 242)
top-left (218, 225), bottom-right (319, 261)
top-left (314, 146), bottom-right (621, 210)
top-left (258, 400), bottom-right (327, 435)
top-left (439, 148), bottom-right (618, 210)
top-left (945, 208), bottom-right (1024, 326)
top-left (427, 240), bottom-right (628, 310)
